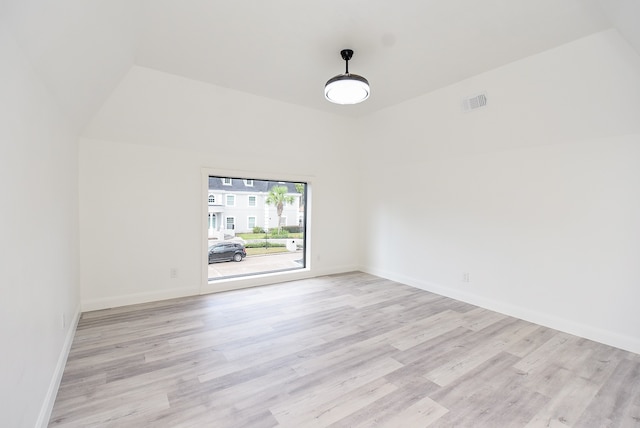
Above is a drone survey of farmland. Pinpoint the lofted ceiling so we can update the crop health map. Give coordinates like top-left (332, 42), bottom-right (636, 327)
top-left (3, 0), bottom-right (640, 129)
top-left (135, 0), bottom-right (611, 117)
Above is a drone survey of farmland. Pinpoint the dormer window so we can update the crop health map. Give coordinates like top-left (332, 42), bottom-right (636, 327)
top-left (244, 179), bottom-right (254, 187)
top-left (222, 178), bottom-right (232, 186)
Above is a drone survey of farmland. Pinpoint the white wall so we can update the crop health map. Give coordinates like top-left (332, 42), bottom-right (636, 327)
top-left (80, 67), bottom-right (360, 310)
top-left (0, 27), bottom-right (80, 427)
top-left (358, 29), bottom-right (640, 354)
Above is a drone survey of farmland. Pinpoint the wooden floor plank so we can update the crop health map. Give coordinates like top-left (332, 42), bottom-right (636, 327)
top-left (574, 358), bottom-right (640, 427)
top-left (381, 395), bottom-right (449, 427)
top-left (50, 271), bottom-right (640, 427)
top-left (271, 377), bottom-right (398, 427)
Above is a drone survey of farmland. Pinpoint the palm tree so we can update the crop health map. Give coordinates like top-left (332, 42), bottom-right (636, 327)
top-left (295, 183), bottom-right (305, 208)
top-left (265, 185), bottom-right (295, 233)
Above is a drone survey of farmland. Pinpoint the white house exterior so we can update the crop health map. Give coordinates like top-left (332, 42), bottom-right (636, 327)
top-left (208, 177), bottom-right (303, 238)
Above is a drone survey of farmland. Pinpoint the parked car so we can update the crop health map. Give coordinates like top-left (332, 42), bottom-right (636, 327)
top-left (208, 241), bottom-right (246, 264)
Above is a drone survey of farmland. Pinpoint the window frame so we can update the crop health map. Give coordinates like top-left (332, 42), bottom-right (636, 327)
top-left (225, 194), bottom-right (235, 206)
top-left (201, 168), bottom-right (311, 294)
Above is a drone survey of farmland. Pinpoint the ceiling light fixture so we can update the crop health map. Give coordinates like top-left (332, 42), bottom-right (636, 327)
top-left (324, 49), bottom-right (370, 105)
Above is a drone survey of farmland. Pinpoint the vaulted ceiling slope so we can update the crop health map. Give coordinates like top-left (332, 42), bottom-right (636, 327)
top-left (3, 0), bottom-right (639, 131)
top-left (2, 0), bottom-right (138, 132)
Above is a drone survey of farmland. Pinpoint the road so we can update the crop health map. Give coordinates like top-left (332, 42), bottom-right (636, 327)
top-left (208, 251), bottom-right (304, 279)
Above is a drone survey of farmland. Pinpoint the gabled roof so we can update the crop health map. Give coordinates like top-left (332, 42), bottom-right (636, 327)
top-left (208, 177), bottom-right (300, 194)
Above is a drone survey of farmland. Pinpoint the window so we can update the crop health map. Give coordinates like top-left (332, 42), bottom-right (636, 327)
top-left (206, 174), bottom-right (308, 282)
top-left (208, 194), bottom-right (215, 204)
top-left (225, 216), bottom-right (235, 230)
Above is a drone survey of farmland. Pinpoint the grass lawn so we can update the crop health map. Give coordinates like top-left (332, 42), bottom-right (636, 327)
top-left (238, 232), bottom-right (303, 240)
top-left (246, 247), bottom-right (291, 256)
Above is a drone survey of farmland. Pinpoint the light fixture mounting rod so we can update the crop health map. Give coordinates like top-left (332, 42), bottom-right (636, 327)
top-left (340, 49), bottom-right (354, 74)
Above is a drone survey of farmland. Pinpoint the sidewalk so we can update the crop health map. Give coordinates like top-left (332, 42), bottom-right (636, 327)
top-left (208, 251), bottom-right (303, 279)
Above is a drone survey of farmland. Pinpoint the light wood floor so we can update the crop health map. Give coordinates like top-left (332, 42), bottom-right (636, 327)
top-left (50, 272), bottom-right (640, 427)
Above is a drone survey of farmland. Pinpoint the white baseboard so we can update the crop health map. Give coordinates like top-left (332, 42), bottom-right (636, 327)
top-left (361, 266), bottom-right (640, 356)
top-left (201, 265), bottom-right (358, 295)
top-left (312, 264), bottom-right (360, 277)
top-left (83, 266), bottom-right (358, 312)
top-left (36, 305), bottom-right (81, 428)
top-left (82, 287), bottom-right (201, 312)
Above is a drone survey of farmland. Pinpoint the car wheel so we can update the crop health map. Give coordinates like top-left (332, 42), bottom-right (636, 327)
top-left (233, 253), bottom-right (243, 262)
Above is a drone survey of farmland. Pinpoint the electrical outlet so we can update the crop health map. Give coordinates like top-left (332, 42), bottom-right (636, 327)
top-left (61, 313), bottom-right (66, 329)
top-left (463, 272), bottom-right (470, 283)
top-left (170, 268), bottom-right (178, 279)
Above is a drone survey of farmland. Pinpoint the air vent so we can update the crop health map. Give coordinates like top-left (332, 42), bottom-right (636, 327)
top-left (462, 92), bottom-right (488, 112)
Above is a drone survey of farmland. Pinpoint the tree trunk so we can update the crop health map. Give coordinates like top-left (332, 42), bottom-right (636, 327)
top-left (277, 203), bottom-right (284, 233)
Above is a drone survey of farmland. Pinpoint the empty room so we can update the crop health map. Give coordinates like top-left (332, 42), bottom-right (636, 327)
top-left (2, 1), bottom-right (640, 427)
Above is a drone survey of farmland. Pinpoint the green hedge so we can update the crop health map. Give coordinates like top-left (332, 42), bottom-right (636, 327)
top-left (244, 242), bottom-right (286, 249)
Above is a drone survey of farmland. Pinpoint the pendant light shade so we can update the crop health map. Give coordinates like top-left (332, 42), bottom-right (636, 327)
top-left (325, 49), bottom-right (370, 105)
